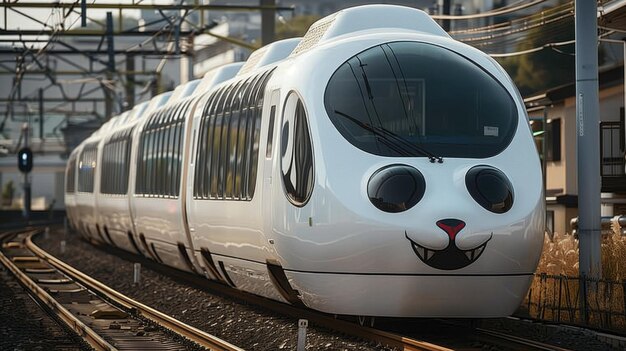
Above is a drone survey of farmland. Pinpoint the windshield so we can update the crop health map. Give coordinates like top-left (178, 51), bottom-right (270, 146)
top-left (324, 41), bottom-right (518, 158)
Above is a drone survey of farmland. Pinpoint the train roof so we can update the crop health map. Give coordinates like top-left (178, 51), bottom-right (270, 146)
top-left (237, 37), bottom-right (301, 76)
top-left (194, 62), bottom-right (244, 96)
top-left (167, 79), bottom-right (201, 105)
top-left (290, 5), bottom-right (449, 57)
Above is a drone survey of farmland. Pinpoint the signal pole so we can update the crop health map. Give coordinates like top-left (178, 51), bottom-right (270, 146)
top-left (21, 124), bottom-right (31, 219)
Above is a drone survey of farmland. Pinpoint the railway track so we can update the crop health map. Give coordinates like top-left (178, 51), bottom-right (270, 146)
top-left (475, 328), bottom-right (573, 351)
top-left (0, 227), bottom-right (242, 351)
top-left (3, 225), bottom-right (579, 351)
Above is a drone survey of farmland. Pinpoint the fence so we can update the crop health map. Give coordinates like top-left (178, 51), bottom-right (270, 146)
top-left (518, 273), bottom-right (626, 332)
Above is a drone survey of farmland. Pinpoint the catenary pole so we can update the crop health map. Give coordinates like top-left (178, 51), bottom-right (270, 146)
top-left (575, 0), bottom-right (601, 281)
top-left (261, 0), bottom-right (275, 45)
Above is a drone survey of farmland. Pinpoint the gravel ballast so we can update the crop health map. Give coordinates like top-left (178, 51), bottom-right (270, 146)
top-left (0, 262), bottom-right (88, 351)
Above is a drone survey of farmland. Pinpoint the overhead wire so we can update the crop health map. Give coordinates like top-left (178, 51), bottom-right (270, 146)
top-left (431, 0), bottom-right (550, 20)
top-left (440, 0), bottom-right (581, 58)
top-left (450, 2), bottom-right (573, 36)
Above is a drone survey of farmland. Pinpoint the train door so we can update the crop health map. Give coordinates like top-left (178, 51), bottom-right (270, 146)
top-left (262, 89), bottom-right (280, 256)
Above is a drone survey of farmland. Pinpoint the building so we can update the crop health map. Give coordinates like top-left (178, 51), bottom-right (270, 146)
top-left (525, 64), bottom-right (626, 234)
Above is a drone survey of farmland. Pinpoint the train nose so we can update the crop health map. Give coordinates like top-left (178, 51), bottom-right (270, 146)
top-left (436, 219), bottom-right (466, 241)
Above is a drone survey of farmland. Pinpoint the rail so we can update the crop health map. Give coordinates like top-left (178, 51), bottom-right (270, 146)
top-left (0, 228), bottom-right (244, 351)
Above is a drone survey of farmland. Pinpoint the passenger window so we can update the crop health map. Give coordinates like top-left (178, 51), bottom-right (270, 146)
top-left (280, 92), bottom-right (314, 206)
top-left (265, 105), bottom-right (276, 159)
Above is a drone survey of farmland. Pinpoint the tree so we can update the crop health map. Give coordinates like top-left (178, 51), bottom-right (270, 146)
top-left (275, 15), bottom-right (321, 40)
top-left (496, 6), bottom-right (575, 96)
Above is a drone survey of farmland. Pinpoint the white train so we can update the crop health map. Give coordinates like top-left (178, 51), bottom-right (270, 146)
top-left (65, 5), bottom-right (544, 317)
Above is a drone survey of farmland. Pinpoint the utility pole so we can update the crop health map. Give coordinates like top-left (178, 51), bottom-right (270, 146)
top-left (125, 54), bottom-right (135, 109)
top-left (180, 10), bottom-right (194, 84)
top-left (261, 0), bottom-right (275, 45)
top-left (38, 88), bottom-right (44, 139)
top-left (575, 0), bottom-right (601, 283)
top-left (442, 0), bottom-right (451, 32)
top-left (105, 12), bottom-right (115, 119)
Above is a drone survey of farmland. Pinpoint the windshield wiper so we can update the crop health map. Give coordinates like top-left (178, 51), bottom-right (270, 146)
top-left (334, 110), bottom-right (443, 163)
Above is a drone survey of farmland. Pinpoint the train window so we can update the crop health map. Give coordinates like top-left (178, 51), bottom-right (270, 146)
top-left (101, 128), bottom-right (133, 195)
top-left (194, 89), bottom-right (218, 198)
top-left (324, 41), bottom-right (518, 159)
top-left (122, 129), bottom-right (132, 194)
top-left (211, 85), bottom-right (233, 198)
top-left (173, 100), bottom-right (191, 196)
top-left (242, 74), bottom-right (264, 198)
top-left (78, 142), bottom-right (98, 193)
top-left (248, 70), bottom-right (273, 197)
top-left (148, 112), bottom-right (158, 195)
top-left (136, 128), bottom-right (147, 194)
top-left (66, 156), bottom-right (77, 193)
top-left (225, 82), bottom-right (244, 199)
top-left (265, 105), bottom-right (276, 159)
top-left (191, 68), bottom-right (274, 201)
top-left (201, 87), bottom-right (225, 199)
top-left (165, 105), bottom-right (178, 196)
top-left (135, 99), bottom-right (192, 198)
top-left (135, 134), bottom-right (143, 194)
top-left (281, 92), bottom-right (314, 206)
top-left (235, 78), bottom-right (253, 198)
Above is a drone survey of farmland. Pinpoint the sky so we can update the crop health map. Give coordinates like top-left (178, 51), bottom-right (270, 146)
top-left (0, 1), bottom-right (171, 31)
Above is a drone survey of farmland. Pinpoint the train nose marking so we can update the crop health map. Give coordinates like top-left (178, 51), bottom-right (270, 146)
top-left (405, 219), bottom-right (493, 270)
top-left (436, 219), bottom-right (466, 241)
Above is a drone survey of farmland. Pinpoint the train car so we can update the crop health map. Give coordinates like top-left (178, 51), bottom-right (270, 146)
top-left (185, 37), bottom-right (302, 298)
top-left (67, 5), bottom-right (544, 318)
top-left (129, 62), bottom-right (247, 272)
top-left (72, 114), bottom-right (122, 242)
top-left (94, 101), bottom-right (150, 251)
top-left (64, 148), bottom-right (79, 230)
top-left (89, 93), bottom-right (172, 250)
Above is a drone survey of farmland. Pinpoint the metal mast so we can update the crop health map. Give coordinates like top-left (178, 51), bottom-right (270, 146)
top-left (575, 0), bottom-right (601, 280)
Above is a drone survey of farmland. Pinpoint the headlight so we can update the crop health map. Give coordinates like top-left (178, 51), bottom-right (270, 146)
top-left (465, 165), bottom-right (513, 214)
top-left (368, 165), bottom-right (425, 213)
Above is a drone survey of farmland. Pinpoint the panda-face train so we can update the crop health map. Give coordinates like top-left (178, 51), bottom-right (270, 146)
top-left (65, 5), bottom-right (544, 317)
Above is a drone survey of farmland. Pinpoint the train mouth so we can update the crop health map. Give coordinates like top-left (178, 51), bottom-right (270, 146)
top-left (405, 219), bottom-right (493, 270)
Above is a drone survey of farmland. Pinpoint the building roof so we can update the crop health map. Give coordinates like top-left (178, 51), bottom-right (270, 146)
top-left (600, 0), bottom-right (626, 30)
top-left (524, 63), bottom-right (624, 110)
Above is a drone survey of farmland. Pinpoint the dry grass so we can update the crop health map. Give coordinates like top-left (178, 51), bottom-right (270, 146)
top-left (537, 222), bottom-right (626, 280)
top-left (525, 223), bottom-right (626, 331)
top-left (537, 223), bottom-right (626, 281)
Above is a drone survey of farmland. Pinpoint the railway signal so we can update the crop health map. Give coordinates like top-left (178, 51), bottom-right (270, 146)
top-left (17, 147), bottom-right (33, 173)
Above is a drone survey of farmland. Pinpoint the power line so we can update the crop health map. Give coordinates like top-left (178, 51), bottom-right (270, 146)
top-left (431, 0), bottom-right (550, 20)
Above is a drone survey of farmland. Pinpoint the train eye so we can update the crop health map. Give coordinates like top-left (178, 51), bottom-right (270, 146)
top-left (368, 165), bottom-right (425, 213)
top-left (465, 166), bottom-right (513, 214)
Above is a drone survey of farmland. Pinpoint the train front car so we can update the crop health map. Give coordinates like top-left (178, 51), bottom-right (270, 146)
top-left (269, 5), bottom-right (544, 317)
